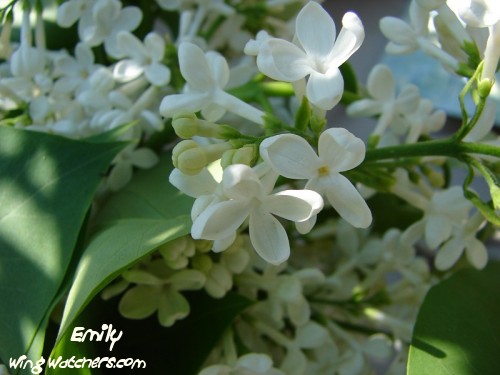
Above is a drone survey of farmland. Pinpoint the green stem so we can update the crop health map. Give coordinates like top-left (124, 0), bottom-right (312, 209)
top-left (364, 140), bottom-right (459, 161)
top-left (364, 139), bottom-right (500, 163)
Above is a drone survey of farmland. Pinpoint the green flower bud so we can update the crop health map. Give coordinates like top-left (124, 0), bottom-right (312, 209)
top-left (205, 264), bottom-right (232, 299)
top-left (158, 236), bottom-right (196, 269)
top-left (478, 78), bottom-right (493, 99)
top-left (195, 239), bottom-right (213, 253)
top-left (192, 254), bottom-right (213, 274)
top-left (233, 145), bottom-right (256, 166)
top-left (172, 113), bottom-right (199, 139)
top-left (172, 140), bottom-right (207, 175)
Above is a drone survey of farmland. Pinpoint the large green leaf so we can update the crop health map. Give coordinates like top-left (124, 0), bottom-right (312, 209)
top-left (0, 125), bottom-right (125, 368)
top-left (408, 262), bottom-right (500, 375)
top-left (50, 290), bottom-right (253, 375)
top-left (56, 155), bottom-right (193, 344)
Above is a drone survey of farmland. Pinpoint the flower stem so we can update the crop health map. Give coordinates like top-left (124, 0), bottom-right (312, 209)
top-left (364, 139), bottom-right (500, 162)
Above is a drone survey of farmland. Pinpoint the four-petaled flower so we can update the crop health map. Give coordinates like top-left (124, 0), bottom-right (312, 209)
top-left (253, 1), bottom-right (364, 110)
top-left (191, 164), bottom-right (323, 265)
top-left (260, 128), bottom-right (372, 228)
top-left (160, 42), bottom-right (264, 124)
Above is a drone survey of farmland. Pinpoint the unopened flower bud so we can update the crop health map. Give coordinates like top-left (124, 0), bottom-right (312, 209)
top-left (220, 145), bottom-right (256, 168)
top-left (204, 264), bottom-right (232, 298)
top-left (233, 145), bottom-right (256, 165)
top-left (158, 236), bottom-right (196, 269)
top-left (172, 140), bottom-right (207, 175)
top-left (478, 78), bottom-right (493, 98)
top-left (173, 113), bottom-right (221, 139)
top-left (192, 254), bottom-right (213, 274)
top-left (195, 239), bottom-right (213, 253)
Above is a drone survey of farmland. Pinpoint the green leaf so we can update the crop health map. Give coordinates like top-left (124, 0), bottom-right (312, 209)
top-left (408, 262), bottom-right (500, 375)
top-left (62, 290), bottom-right (253, 375)
top-left (0, 126), bottom-right (125, 368)
top-left (56, 154), bottom-right (193, 345)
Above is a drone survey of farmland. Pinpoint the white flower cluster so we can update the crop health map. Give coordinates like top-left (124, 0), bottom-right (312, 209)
top-left (168, 2), bottom-right (372, 266)
top-left (381, 0), bottom-right (500, 84)
top-left (1, 0), bottom-right (499, 374)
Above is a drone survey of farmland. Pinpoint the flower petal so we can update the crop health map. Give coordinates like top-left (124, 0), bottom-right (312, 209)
top-left (205, 51), bottom-right (230, 88)
top-left (346, 99), bottom-right (382, 117)
top-left (201, 102), bottom-right (226, 122)
top-left (159, 92), bottom-right (209, 118)
top-left (119, 285), bottom-right (159, 319)
top-left (465, 237), bottom-right (488, 269)
top-left (169, 168), bottom-right (219, 197)
top-left (306, 68), bottom-right (344, 110)
top-left (158, 288), bottom-right (190, 327)
top-left (191, 199), bottom-right (251, 240)
top-left (295, 2), bottom-right (336, 59)
top-left (57, 0), bottom-right (84, 27)
top-left (249, 207), bottom-right (290, 265)
top-left (324, 174), bottom-right (372, 228)
top-left (435, 236), bottom-right (465, 270)
top-left (257, 39), bottom-right (312, 82)
top-left (367, 64), bottom-right (395, 100)
top-left (296, 215), bottom-right (317, 234)
top-left (144, 63), bottom-right (171, 86)
top-left (115, 6), bottom-right (142, 32)
top-left (117, 31), bottom-right (147, 61)
top-left (178, 42), bottom-right (213, 90)
top-left (396, 84), bottom-right (420, 114)
top-left (319, 128), bottom-right (366, 171)
top-left (236, 353), bottom-right (273, 372)
top-left (260, 133), bottom-right (319, 179)
top-left (379, 17), bottom-right (416, 46)
top-left (212, 232), bottom-right (237, 252)
top-left (425, 214), bottom-right (452, 248)
top-left (130, 148), bottom-right (159, 168)
top-left (222, 164), bottom-right (263, 199)
top-left (264, 190), bottom-right (323, 222)
top-left (457, 0), bottom-right (500, 27)
top-left (144, 32), bottom-right (165, 61)
top-left (328, 12), bottom-right (365, 67)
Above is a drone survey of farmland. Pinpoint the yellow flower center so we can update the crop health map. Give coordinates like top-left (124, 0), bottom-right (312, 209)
top-left (318, 165), bottom-right (330, 177)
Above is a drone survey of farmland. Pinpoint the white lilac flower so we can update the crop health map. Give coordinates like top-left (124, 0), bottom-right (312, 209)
top-left (113, 32), bottom-right (171, 86)
top-left (169, 163), bottom-right (240, 250)
top-left (380, 5), bottom-right (459, 70)
top-left (346, 64), bottom-right (420, 137)
top-left (56, 0), bottom-right (94, 28)
top-left (198, 353), bottom-right (284, 375)
top-left (253, 269), bottom-right (312, 327)
top-left (456, 0), bottom-right (500, 82)
top-left (434, 212), bottom-right (488, 270)
top-left (190, 164), bottom-right (323, 265)
top-left (77, 67), bottom-right (116, 115)
top-left (53, 43), bottom-right (99, 95)
top-left (160, 42), bottom-right (265, 124)
top-left (399, 98), bottom-right (446, 143)
top-left (398, 186), bottom-right (473, 249)
top-left (415, 0), bottom-right (471, 44)
top-left (107, 145), bottom-right (159, 191)
top-left (77, 0), bottom-right (142, 58)
top-left (260, 128), bottom-right (372, 228)
top-left (253, 1), bottom-right (364, 110)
